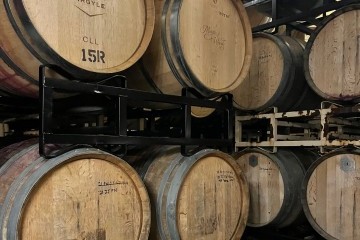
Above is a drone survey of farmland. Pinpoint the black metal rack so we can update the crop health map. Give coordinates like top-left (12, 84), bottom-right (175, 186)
top-left (39, 65), bottom-right (234, 158)
top-left (247, 0), bottom-right (359, 34)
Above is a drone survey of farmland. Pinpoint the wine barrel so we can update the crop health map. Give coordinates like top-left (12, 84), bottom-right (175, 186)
top-left (234, 148), bottom-right (317, 228)
top-left (232, 33), bottom-right (321, 112)
top-left (0, 139), bottom-right (150, 240)
top-left (302, 149), bottom-right (360, 240)
top-left (304, 5), bottom-right (360, 101)
top-left (127, 0), bottom-right (252, 97)
top-left (0, 0), bottom-right (155, 97)
top-left (130, 147), bottom-right (249, 240)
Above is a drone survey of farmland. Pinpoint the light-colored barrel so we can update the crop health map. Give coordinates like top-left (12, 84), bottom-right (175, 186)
top-left (127, 0), bottom-right (252, 97)
top-left (304, 5), bottom-right (360, 101)
top-left (0, 139), bottom-right (150, 240)
top-left (131, 147), bottom-right (249, 240)
top-left (234, 148), bottom-right (317, 228)
top-left (0, 0), bottom-right (155, 97)
top-left (302, 149), bottom-right (360, 240)
top-left (232, 33), bottom-right (320, 112)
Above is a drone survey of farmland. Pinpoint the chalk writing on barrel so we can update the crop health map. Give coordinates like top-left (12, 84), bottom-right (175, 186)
top-left (200, 25), bottom-right (226, 50)
top-left (217, 170), bottom-right (235, 183)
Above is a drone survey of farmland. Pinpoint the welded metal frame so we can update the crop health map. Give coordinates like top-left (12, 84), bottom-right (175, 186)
top-left (39, 65), bottom-right (234, 158)
top-left (247, 0), bottom-right (359, 34)
top-left (235, 103), bottom-right (360, 153)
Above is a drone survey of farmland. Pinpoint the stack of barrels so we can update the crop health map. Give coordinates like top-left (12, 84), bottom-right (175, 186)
top-left (0, 0), bottom-right (254, 239)
top-left (234, 147), bottom-right (360, 240)
top-left (1, 0), bottom-right (360, 239)
top-left (235, 2), bottom-right (360, 240)
top-left (240, 2), bottom-right (360, 110)
top-left (0, 140), bottom-right (251, 240)
top-left (0, 0), bottom-right (253, 99)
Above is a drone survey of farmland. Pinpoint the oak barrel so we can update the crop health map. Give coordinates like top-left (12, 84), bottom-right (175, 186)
top-left (302, 149), bottom-right (360, 240)
top-left (0, 139), bottom-right (150, 240)
top-left (304, 4), bottom-right (360, 101)
top-left (0, 0), bottom-right (155, 97)
top-left (232, 33), bottom-right (320, 112)
top-left (130, 147), bottom-right (249, 240)
top-left (128, 0), bottom-right (252, 97)
top-left (234, 148), bottom-right (317, 228)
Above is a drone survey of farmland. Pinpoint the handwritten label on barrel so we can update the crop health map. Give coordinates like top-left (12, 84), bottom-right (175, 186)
top-left (97, 180), bottom-right (128, 196)
top-left (217, 170), bottom-right (235, 183)
top-left (259, 51), bottom-right (272, 63)
top-left (200, 25), bottom-right (226, 50)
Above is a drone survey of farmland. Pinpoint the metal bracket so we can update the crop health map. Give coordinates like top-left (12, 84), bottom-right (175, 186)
top-left (249, 0), bottom-right (358, 34)
top-left (235, 103), bottom-right (360, 153)
top-left (39, 65), bottom-right (234, 158)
